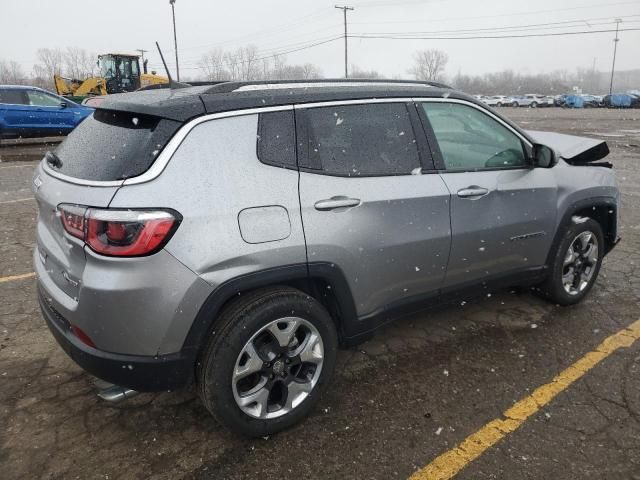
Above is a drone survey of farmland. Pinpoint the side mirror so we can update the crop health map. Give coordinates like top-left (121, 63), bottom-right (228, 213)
top-left (532, 143), bottom-right (556, 168)
top-left (59, 101), bottom-right (68, 109)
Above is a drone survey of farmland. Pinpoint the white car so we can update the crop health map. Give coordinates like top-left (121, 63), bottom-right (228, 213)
top-left (483, 95), bottom-right (514, 107)
top-left (513, 94), bottom-right (554, 108)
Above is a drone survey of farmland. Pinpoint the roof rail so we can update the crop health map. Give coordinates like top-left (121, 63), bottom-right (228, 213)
top-left (202, 78), bottom-right (452, 94)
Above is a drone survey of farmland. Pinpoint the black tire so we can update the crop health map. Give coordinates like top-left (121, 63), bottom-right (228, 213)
top-left (540, 218), bottom-right (604, 306)
top-left (497, 102), bottom-right (503, 107)
top-left (512, 101), bottom-right (519, 107)
top-left (531, 102), bottom-right (538, 108)
top-left (197, 286), bottom-right (338, 437)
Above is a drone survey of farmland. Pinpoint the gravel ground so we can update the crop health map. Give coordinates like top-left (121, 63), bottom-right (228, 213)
top-left (0, 107), bottom-right (638, 480)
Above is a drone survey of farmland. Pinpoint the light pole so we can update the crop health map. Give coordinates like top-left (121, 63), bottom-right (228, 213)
top-left (335, 5), bottom-right (354, 78)
top-left (169, 0), bottom-right (180, 81)
top-left (609, 18), bottom-right (621, 96)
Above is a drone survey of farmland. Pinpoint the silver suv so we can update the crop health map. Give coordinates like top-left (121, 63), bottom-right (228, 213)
top-left (34, 80), bottom-right (619, 436)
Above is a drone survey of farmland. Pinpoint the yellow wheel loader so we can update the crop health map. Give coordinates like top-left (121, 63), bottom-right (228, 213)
top-left (54, 53), bottom-right (168, 102)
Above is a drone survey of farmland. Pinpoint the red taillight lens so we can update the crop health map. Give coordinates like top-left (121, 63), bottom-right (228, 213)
top-left (58, 205), bottom-right (179, 257)
top-left (59, 205), bottom-right (87, 239)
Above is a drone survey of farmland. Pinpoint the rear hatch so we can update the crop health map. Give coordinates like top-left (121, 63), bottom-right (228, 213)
top-left (34, 109), bottom-right (181, 301)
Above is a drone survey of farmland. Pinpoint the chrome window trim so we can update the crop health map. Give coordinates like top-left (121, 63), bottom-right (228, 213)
top-left (42, 105), bottom-right (294, 187)
top-left (40, 97), bottom-right (530, 187)
top-left (293, 97), bottom-right (414, 109)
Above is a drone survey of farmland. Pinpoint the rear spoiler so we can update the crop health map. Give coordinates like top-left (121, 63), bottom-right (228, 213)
top-left (526, 130), bottom-right (612, 168)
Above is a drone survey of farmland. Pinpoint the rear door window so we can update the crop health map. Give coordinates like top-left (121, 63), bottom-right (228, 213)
top-left (301, 103), bottom-right (421, 176)
top-left (51, 109), bottom-right (181, 181)
top-left (0, 89), bottom-right (28, 105)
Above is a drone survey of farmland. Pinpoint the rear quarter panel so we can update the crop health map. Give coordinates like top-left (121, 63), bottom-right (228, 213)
top-left (109, 113), bottom-right (307, 350)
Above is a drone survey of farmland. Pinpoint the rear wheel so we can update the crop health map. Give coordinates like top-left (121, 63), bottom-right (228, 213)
top-left (496, 102), bottom-right (503, 107)
top-left (512, 101), bottom-right (519, 107)
top-left (531, 101), bottom-right (538, 108)
top-left (540, 218), bottom-right (604, 305)
top-left (197, 286), bottom-right (338, 437)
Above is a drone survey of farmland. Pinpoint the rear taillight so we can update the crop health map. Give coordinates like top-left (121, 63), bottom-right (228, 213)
top-left (58, 205), bottom-right (180, 257)
top-left (59, 204), bottom-right (86, 239)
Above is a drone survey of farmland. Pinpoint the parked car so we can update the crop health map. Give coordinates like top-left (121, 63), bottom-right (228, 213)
top-left (0, 85), bottom-right (93, 138)
top-left (603, 93), bottom-right (640, 108)
top-left (483, 95), bottom-right (514, 107)
top-left (511, 94), bottom-right (553, 108)
top-left (34, 79), bottom-right (619, 437)
top-left (581, 95), bottom-right (603, 108)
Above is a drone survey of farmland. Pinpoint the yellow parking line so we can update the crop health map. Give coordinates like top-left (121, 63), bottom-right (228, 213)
top-left (409, 318), bottom-right (640, 480)
top-left (0, 272), bottom-right (36, 284)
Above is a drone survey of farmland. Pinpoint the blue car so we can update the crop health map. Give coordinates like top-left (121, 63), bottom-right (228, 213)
top-left (0, 85), bottom-right (93, 139)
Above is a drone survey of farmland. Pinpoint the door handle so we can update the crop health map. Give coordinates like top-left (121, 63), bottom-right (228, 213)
top-left (457, 186), bottom-right (489, 198)
top-left (314, 196), bottom-right (361, 211)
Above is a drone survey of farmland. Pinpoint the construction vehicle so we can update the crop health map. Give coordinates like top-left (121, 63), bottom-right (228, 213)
top-left (54, 53), bottom-right (168, 102)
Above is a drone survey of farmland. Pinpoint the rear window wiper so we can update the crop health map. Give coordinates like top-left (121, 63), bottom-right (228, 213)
top-left (45, 151), bottom-right (62, 169)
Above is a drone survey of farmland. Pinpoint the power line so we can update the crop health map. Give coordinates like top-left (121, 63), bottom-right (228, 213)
top-left (349, 27), bottom-right (640, 41)
top-left (178, 36), bottom-right (343, 71)
top-left (352, 14), bottom-right (640, 37)
top-left (178, 28), bottom-right (343, 64)
top-left (177, 8), bottom-right (333, 52)
top-left (348, 1), bottom-right (640, 26)
top-left (178, 34), bottom-right (344, 68)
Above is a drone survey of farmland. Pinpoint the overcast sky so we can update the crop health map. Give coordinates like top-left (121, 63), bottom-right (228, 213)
top-left (1, 0), bottom-right (639, 79)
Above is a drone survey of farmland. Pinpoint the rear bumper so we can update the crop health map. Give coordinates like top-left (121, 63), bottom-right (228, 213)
top-left (39, 288), bottom-right (194, 392)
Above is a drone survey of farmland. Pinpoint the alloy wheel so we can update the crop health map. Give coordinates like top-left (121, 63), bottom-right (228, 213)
top-left (232, 317), bottom-right (324, 419)
top-left (562, 231), bottom-right (599, 295)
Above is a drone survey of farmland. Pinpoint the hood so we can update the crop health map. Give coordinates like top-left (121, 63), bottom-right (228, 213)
top-left (526, 130), bottom-right (610, 167)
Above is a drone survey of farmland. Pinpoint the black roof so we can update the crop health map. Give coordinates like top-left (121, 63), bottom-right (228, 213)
top-left (98, 79), bottom-right (474, 122)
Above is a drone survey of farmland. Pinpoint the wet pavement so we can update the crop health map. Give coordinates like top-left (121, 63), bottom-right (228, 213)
top-left (0, 108), bottom-right (638, 479)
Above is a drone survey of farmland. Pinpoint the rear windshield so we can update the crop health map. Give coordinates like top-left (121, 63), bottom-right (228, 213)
top-left (51, 109), bottom-right (181, 181)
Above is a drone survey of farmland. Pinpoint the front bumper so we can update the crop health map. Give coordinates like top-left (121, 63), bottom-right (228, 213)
top-left (39, 287), bottom-right (194, 392)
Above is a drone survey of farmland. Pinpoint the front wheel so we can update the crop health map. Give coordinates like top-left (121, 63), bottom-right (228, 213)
top-left (540, 218), bottom-right (604, 305)
top-left (496, 102), bottom-right (503, 107)
top-left (512, 101), bottom-right (519, 107)
top-left (531, 102), bottom-right (538, 108)
top-left (197, 286), bottom-right (338, 437)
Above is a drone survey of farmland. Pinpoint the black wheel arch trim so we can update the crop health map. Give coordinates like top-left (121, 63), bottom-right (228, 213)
top-left (181, 262), bottom-right (358, 358)
top-left (546, 196), bottom-right (618, 266)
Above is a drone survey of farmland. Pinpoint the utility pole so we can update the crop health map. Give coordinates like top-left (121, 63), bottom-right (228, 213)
top-left (609, 18), bottom-right (621, 95)
top-left (137, 48), bottom-right (149, 74)
top-left (335, 5), bottom-right (354, 78)
top-left (169, 0), bottom-right (180, 81)
top-left (136, 49), bottom-right (148, 62)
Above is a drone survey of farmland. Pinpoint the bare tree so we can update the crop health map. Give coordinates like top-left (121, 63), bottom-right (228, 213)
top-left (236, 45), bottom-right (261, 81)
top-left (301, 63), bottom-right (323, 79)
top-left (32, 48), bottom-right (70, 90)
top-left (199, 48), bottom-right (230, 81)
top-left (350, 64), bottom-right (381, 79)
top-left (410, 49), bottom-right (448, 82)
top-left (63, 47), bottom-right (96, 80)
top-left (0, 59), bottom-right (26, 84)
top-left (270, 54), bottom-right (288, 80)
